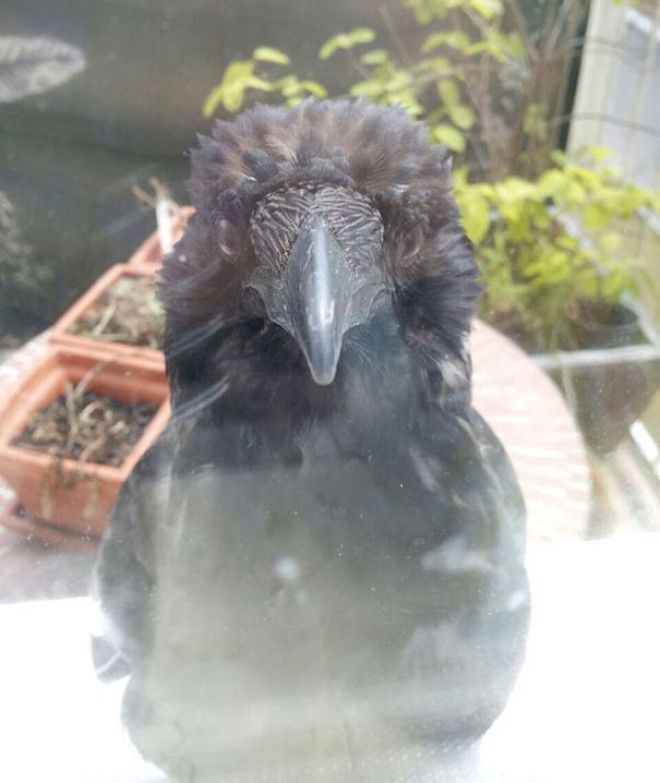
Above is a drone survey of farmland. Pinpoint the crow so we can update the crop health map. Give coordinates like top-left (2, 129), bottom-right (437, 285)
top-left (93, 99), bottom-right (529, 782)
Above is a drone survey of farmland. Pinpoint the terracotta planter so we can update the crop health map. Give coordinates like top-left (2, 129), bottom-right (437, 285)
top-left (51, 263), bottom-right (165, 368)
top-left (127, 205), bottom-right (194, 267)
top-left (0, 345), bottom-right (170, 537)
top-left (0, 497), bottom-right (98, 550)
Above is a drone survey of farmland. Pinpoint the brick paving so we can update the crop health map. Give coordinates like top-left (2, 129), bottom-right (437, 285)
top-left (471, 320), bottom-right (591, 543)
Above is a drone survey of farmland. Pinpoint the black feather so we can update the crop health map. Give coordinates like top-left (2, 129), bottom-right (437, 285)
top-left (93, 99), bottom-right (529, 780)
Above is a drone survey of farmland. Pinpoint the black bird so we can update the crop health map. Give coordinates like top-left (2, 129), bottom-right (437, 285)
top-left (93, 99), bottom-right (529, 782)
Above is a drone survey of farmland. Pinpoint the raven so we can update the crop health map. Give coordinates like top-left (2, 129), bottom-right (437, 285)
top-left (93, 99), bottom-right (529, 781)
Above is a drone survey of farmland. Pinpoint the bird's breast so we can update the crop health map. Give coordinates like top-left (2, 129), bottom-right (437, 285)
top-left (126, 416), bottom-right (529, 776)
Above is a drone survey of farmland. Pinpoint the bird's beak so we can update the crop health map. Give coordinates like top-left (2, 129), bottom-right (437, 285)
top-left (286, 214), bottom-right (352, 385)
top-left (249, 213), bottom-right (388, 385)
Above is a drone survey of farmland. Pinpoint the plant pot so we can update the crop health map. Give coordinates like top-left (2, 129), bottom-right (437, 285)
top-left (565, 302), bottom-right (652, 454)
top-left (0, 497), bottom-right (98, 550)
top-left (571, 301), bottom-right (647, 350)
top-left (569, 361), bottom-right (652, 454)
top-left (127, 205), bottom-right (194, 267)
top-left (0, 345), bottom-right (170, 537)
top-left (50, 263), bottom-right (165, 367)
top-left (490, 299), bottom-right (656, 455)
top-left (545, 302), bottom-right (654, 455)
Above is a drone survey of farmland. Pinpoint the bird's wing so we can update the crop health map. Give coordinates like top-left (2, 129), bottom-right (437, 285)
top-left (411, 404), bottom-right (526, 546)
top-left (91, 421), bottom-right (183, 682)
top-left (389, 404), bottom-right (530, 738)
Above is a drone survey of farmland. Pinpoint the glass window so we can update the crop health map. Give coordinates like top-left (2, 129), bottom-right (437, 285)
top-left (1, 2), bottom-right (659, 781)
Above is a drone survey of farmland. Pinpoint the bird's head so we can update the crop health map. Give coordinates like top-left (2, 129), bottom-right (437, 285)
top-left (160, 100), bottom-right (481, 418)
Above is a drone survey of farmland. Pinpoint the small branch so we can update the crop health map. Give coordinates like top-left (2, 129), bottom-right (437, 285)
top-left (90, 302), bottom-right (116, 337)
top-left (503, 0), bottom-right (535, 60)
top-left (64, 381), bottom-right (79, 453)
top-left (78, 433), bottom-right (107, 464)
top-left (133, 177), bottom-right (179, 254)
top-left (132, 178), bottom-right (171, 209)
top-left (345, 49), bottom-right (371, 80)
top-left (75, 359), bottom-right (114, 399)
top-left (379, 4), bottom-right (413, 68)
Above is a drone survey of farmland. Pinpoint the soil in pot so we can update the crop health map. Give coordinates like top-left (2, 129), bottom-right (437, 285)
top-left (67, 275), bottom-right (164, 349)
top-left (0, 347), bottom-right (169, 535)
top-left (12, 387), bottom-right (157, 467)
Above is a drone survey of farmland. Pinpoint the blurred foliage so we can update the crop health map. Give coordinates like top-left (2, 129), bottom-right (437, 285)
top-left (203, 0), bottom-right (589, 179)
top-left (203, 47), bottom-right (327, 116)
top-left (454, 149), bottom-right (660, 349)
top-left (203, 0), bottom-right (660, 352)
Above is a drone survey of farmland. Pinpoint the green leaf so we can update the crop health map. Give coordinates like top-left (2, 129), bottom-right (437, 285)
top-left (523, 103), bottom-right (548, 140)
top-left (438, 78), bottom-right (460, 108)
top-left (202, 59), bottom-right (256, 116)
top-left (537, 169), bottom-right (567, 199)
top-left (415, 56), bottom-right (452, 76)
top-left (273, 75), bottom-right (297, 90)
top-left (601, 268), bottom-right (627, 299)
top-left (421, 31), bottom-right (472, 53)
top-left (281, 79), bottom-right (302, 98)
top-left (505, 33), bottom-right (526, 59)
top-left (587, 145), bottom-right (612, 161)
top-left (349, 80), bottom-right (384, 98)
top-left (467, 0), bottom-right (503, 20)
top-left (245, 76), bottom-right (274, 92)
top-left (348, 27), bottom-right (377, 45)
top-left (387, 70), bottom-right (413, 91)
top-left (360, 48), bottom-right (388, 65)
top-left (598, 231), bottom-right (623, 253)
top-left (459, 192), bottom-right (490, 243)
top-left (449, 104), bottom-right (475, 130)
top-left (221, 86), bottom-right (245, 113)
top-left (563, 180), bottom-right (586, 204)
top-left (253, 46), bottom-right (290, 65)
top-left (495, 177), bottom-right (537, 202)
top-left (299, 80), bottom-right (328, 97)
top-left (582, 203), bottom-right (611, 231)
top-left (222, 59), bottom-right (255, 82)
top-left (319, 34), bottom-right (347, 60)
top-left (429, 123), bottom-right (465, 152)
top-left (319, 28), bottom-right (375, 59)
top-left (202, 84), bottom-right (225, 117)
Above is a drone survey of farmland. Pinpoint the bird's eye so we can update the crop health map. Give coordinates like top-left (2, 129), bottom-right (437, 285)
top-left (250, 317), bottom-right (268, 336)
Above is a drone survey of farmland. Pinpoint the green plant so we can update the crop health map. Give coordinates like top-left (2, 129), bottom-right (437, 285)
top-left (203, 0), bottom-right (592, 180)
top-left (454, 148), bottom-right (660, 350)
top-left (203, 46), bottom-right (327, 116)
top-left (202, 0), bottom-right (660, 353)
